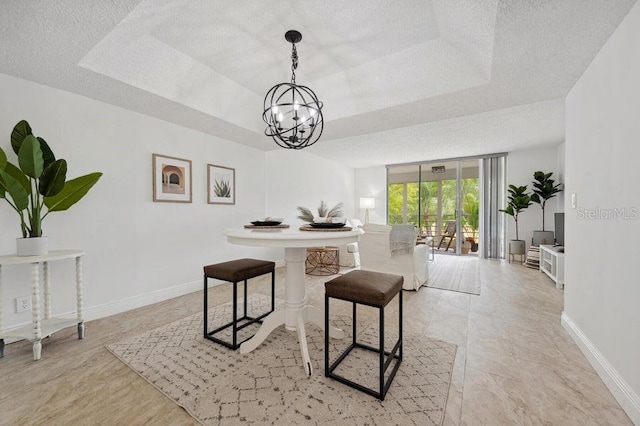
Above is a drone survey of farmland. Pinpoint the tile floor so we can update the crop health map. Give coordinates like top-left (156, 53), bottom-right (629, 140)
top-left (0, 255), bottom-right (633, 425)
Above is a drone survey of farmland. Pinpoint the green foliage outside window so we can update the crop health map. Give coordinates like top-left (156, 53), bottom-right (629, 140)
top-left (388, 177), bottom-right (479, 238)
top-left (388, 183), bottom-right (404, 224)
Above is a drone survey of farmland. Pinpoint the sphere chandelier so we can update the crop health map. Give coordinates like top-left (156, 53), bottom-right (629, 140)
top-left (262, 30), bottom-right (324, 150)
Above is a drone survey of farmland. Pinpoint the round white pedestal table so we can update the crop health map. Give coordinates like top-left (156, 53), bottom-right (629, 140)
top-left (225, 227), bottom-right (362, 375)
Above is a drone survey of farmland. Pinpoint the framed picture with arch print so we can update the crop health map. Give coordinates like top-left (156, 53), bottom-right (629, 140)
top-left (152, 153), bottom-right (192, 203)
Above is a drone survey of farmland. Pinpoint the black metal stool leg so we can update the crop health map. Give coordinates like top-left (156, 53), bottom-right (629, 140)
top-left (232, 281), bottom-right (238, 348)
top-left (324, 293), bottom-right (330, 377)
top-left (352, 301), bottom-right (357, 345)
top-left (379, 305), bottom-right (384, 398)
top-left (203, 275), bottom-right (208, 338)
top-left (243, 279), bottom-right (248, 317)
top-left (271, 270), bottom-right (275, 312)
top-left (399, 290), bottom-right (403, 360)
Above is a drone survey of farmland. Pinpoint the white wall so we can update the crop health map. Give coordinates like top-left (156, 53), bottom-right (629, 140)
top-left (564, 2), bottom-right (640, 422)
top-left (265, 150), bottom-right (354, 227)
top-left (506, 145), bottom-right (563, 249)
top-left (556, 142), bottom-right (566, 211)
top-left (0, 73), bottom-right (271, 330)
top-left (354, 166), bottom-right (387, 224)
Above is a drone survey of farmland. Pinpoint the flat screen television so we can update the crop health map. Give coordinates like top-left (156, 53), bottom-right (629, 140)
top-left (554, 212), bottom-right (565, 246)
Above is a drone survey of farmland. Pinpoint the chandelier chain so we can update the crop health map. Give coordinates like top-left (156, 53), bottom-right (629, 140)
top-left (290, 44), bottom-right (298, 84)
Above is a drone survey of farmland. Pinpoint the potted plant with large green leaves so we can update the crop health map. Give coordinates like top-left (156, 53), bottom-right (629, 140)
top-left (500, 184), bottom-right (532, 259)
top-left (530, 171), bottom-right (563, 246)
top-left (0, 120), bottom-right (102, 256)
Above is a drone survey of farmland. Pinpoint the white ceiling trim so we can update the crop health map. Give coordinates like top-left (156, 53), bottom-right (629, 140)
top-left (307, 98), bottom-right (566, 168)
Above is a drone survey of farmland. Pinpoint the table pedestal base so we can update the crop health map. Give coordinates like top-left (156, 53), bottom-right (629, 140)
top-left (240, 305), bottom-right (344, 376)
top-left (240, 247), bottom-right (344, 376)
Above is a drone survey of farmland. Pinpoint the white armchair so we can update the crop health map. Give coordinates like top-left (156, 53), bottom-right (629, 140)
top-left (338, 218), bottom-right (362, 267)
top-left (359, 223), bottom-right (429, 290)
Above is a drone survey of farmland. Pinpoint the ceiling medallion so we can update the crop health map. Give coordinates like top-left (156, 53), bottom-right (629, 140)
top-left (262, 30), bottom-right (324, 150)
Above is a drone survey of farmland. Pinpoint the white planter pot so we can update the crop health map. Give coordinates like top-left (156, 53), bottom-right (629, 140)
top-left (16, 237), bottom-right (49, 256)
top-left (509, 239), bottom-right (525, 255)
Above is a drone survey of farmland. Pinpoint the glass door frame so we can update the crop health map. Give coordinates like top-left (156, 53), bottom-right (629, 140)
top-left (387, 155), bottom-right (493, 256)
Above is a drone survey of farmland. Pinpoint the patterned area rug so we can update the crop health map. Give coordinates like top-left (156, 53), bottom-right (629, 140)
top-left (107, 295), bottom-right (457, 425)
top-left (427, 255), bottom-right (481, 295)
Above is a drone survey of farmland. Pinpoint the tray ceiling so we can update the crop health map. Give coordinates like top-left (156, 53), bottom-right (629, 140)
top-left (0, 0), bottom-right (636, 167)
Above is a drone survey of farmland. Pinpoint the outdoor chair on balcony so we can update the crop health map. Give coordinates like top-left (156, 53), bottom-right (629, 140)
top-left (437, 221), bottom-right (456, 251)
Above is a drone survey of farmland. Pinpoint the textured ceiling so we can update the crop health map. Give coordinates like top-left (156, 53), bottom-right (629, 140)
top-left (0, 0), bottom-right (636, 168)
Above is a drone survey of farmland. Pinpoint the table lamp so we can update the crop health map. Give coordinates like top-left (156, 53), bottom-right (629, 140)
top-left (359, 197), bottom-right (376, 224)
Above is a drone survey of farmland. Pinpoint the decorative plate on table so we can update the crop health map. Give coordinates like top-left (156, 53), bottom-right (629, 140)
top-left (300, 225), bottom-right (352, 232)
top-left (250, 220), bottom-right (283, 226)
top-left (245, 224), bottom-right (289, 229)
top-left (309, 222), bottom-right (346, 229)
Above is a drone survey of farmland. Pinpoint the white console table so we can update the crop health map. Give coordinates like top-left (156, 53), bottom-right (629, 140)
top-left (539, 245), bottom-right (564, 289)
top-left (0, 250), bottom-right (85, 360)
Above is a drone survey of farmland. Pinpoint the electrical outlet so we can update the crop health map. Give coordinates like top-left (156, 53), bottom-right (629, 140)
top-left (15, 296), bottom-right (31, 313)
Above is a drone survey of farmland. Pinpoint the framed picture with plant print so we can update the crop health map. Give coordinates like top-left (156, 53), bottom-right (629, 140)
top-left (152, 154), bottom-right (192, 203)
top-left (207, 164), bottom-right (235, 205)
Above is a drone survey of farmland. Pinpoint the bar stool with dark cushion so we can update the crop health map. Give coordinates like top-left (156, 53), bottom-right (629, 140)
top-left (203, 258), bottom-right (275, 350)
top-left (324, 270), bottom-right (403, 400)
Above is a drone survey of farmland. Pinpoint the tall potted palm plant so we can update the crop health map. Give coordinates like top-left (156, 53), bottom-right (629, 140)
top-left (530, 171), bottom-right (562, 245)
top-left (500, 184), bottom-right (532, 258)
top-left (0, 120), bottom-right (102, 255)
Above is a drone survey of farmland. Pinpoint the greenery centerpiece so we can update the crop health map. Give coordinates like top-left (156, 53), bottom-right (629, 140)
top-left (0, 120), bottom-right (103, 255)
top-left (530, 171), bottom-right (563, 245)
top-left (499, 184), bottom-right (531, 256)
top-left (296, 201), bottom-right (343, 223)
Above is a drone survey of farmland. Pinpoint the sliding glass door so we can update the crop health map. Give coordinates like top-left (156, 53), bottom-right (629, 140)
top-left (387, 159), bottom-right (480, 256)
top-left (387, 154), bottom-right (506, 259)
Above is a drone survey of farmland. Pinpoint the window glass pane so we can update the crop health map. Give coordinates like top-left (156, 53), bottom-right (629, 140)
top-left (388, 183), bottom-right (404, 224)
top-left (419, 181), bottom-right (438, 236)
top-left (406, 182), bottom-right (419, 226)
top-left (461, 177), bottom-right (480, 242)
top-left (441, 179), bottom-right (457, 223)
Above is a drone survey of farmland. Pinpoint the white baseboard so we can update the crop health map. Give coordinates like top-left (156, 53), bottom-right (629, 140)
top-left (562, 312), bottom-right (640, 424)
top-left (82, 279), bottom-right (204, 322)
top-left (82, 260), bottom-right (284, 320)
top-left (2, 262), bottom-right (286, 345)
top-left (2, 278), bottom-right (204, 344)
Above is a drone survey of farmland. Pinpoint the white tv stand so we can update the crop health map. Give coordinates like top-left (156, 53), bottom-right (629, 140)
top-left (539, 245), bottom-right (564, 289)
